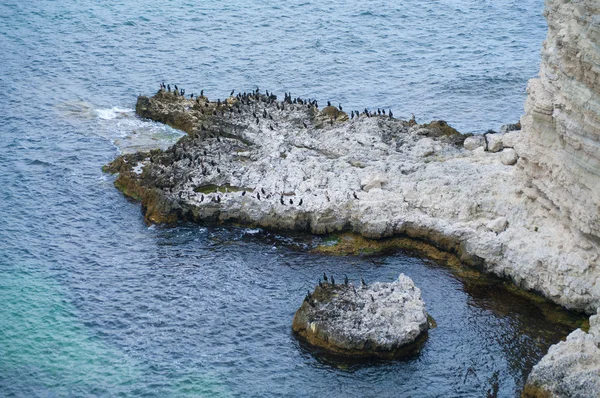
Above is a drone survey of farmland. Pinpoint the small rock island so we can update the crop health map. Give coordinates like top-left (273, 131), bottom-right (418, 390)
top-left (292, 274), bottom-right (429, 358)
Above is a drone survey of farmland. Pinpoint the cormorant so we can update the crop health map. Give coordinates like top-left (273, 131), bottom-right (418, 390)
top-left (216, 195), bottom-right (221, 203)
top-left (200, 194), bottom-right (204, 202)
top-left (167, 84), bottom-right (171, 92)
top-left (327, 101), bottom-right (331, 107)
top-left (361, 277), bottom-right (366, 287)
top-left (389, 110), bottom-right (393, 118)
top-left (353, 192), bottom-right (359, 200)
top-left (377, 108), bottom-right (381, 115)
top-left (331, 275), bottom-right (335, 286)
top-left (351, 111), bottom-right (354, 119)
top-left (299, 198), bottom-right (303, 206)
top-left (323, 273), bottom-right (328, 282)
top-left (200, 90), bottom-right (204, 96)
top-left (257, 192), bottom-right (261, 200)
top-left (344, 275), bottom-right (349, 285)
top-left (280, 196), bottom-right (285, 205)
top-left (242, 190), bottom-right (246, 196)
top-left (174, 84), bottom-right (178, 91)
top-left (261, 188), bottom-right (266, 195)
top-left (230, 89), bottom-right (235, 96)
top-left (269, 124), bottom-right (274, 131)
top-left (371, 295), bottom-right (375, 302)
top-left (303, 121), bottom-right (308, 128)
top-left (289, 198), bottom-right (293, 205)
top-left (339, 103), bottom-right (342, 111)
top-left (382, 109), bottom-right (386, 115)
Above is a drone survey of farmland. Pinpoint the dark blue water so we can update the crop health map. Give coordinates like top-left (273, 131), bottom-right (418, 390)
top-left (0, 0), bottom-right (562, 396)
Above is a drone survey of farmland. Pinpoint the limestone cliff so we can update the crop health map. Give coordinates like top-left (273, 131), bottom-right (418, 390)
top-left (517, 0), bottom-right (600, 241)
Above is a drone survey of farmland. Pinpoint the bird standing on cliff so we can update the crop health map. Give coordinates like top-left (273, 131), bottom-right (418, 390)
top-left (344, 275), bottom-right (349, 285)
top-left (331, 275), bottom-right (335, 286)
top-left (299, 198), bottom-right (303, 206)
top-left (323, 273), bottom-right (328, 282)
top-left (353, 192), bottom-right (359, 200)
top-left (361, 278), bottom-right (366, 287)
top-left (230, 89), bottom-right (235, 96)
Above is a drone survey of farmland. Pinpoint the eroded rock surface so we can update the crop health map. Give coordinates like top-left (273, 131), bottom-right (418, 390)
top-left (105, 86), bottom-right (599, 314)
top-left (523, 309), bottom-right (600, 398)
top-left (292, 274), bottom-right (428, 358)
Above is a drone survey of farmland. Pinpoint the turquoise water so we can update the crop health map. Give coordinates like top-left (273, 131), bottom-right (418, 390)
top-left (0, 0), bottom-right (564, 396)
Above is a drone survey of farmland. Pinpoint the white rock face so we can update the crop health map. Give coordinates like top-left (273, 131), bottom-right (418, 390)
top-left (516, 0), bottom-right (600, 240)
top-left (524, 310), bottom-right (600, 397)
top-left (292, 274), bottom-right (428, 356)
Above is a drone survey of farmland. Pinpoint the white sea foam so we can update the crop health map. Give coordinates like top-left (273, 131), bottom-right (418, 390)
top-left (94, 107), bottom-right (135, 120)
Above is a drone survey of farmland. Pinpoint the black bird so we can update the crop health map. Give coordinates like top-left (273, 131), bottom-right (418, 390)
top-left (339, 103), bottom-right (343, 111)
top-left (350, 111), bottom-right (354, 119)
top-left (382, 109), bottom-right (386, 115)
top-left (280, 196), bottom-right (285, 205)
top-left (377, 108), bottom-right (381, 115)
top-left (331, 275), bottom-right (335, 286)
top-left (216, 195), bottom-right (221, 203)
top-left (303, 121), bottom-right (308, 128)
top-left (353, 192), bottom-right (359, 200)
top-left (174, 84), bottom-right (178, 91)
top-left (261, 188), bottom-right (266, 195)
top-left (299, 198), bottom-right (303, 206)
top-left (361, 277), bottom-right (366, 287)
top-left (371, 295), bottom-right (375, 302)
top-left (181, 89), bottom-right (185, 96)
top-left (323, 273), bottom-right (328, 282)
top-left (389, 110), bottom-right (393, 118)
top-left (327, 101), bottom-right (331, 107)
top-left (230, 89), bottom-right (235, 96)
top-left (242, 190), bottom-right (246, 196)
top-left (289, 198), bottom-right (293, 205)
top-left (344, 275), bottom-right (349, 285)
top-left (200, 89), bottom-right (204, 96)
top-left (190, 93), bottom-right (194, 99)
top-left (263, 109), bottom-right (267, 118)
top-left (217, 167), bottom-right (221, 173)
top-left (269, 124), bottom-right (274, 131)
top-left (200, 194), bottom-right (204, 202)
top-left (167, 84), bottom-right (171, 92)
top-left (257, 192), bottom-right (261, 200)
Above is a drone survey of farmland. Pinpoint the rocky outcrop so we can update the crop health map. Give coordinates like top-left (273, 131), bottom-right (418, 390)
top-left (106, 86), bottom-right (599, 314)
top-left (523, 309), bottom-right (600, 398)
top-left (516, 0), bottom-right (600, 241)
top-left (292, 274), bottom-right (429, 358)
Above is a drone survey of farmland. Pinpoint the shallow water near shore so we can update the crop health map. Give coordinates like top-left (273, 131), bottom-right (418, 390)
top-left (0, 0), bottom-right (563, 396)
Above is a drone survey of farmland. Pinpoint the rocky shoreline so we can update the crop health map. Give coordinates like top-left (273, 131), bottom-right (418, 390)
top-left (104, 0), bottom-right (600, 394)
top-left (292, 274), bottom-right (429, 358)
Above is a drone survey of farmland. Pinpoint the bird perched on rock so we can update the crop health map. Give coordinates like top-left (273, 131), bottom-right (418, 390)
top-left (344, 275), bottom-right (349, 285)
top-left (299, 198), bottom-right (303, 206)
top-left (353, 192), bottom-right (359, 200)
top-left (289, 198), bottom-right (293, 205)
top-left (241, 191), bottom-right (246, 196)
top-left (323, 273), bottom-right (328, 282)
top-left (339, 103), bottom-right (343, 111)
top-left (257, 192), bottom-right (261, 200)
top-left (230, 89), bottom-right (235, 96)
top-left (361, 277), bottom-right (366, 287)
top-left (280, 196), bottom-right (285, 205)
top-left (331, 275), bottom-right (335, 286)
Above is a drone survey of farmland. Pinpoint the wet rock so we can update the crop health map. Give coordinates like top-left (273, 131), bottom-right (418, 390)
top-left (523, 310), bottom-right (600, 398)
top-left (292, 274), bottom-right (428, 358)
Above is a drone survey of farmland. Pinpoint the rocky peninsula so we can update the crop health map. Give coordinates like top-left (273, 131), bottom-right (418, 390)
top-left (292, 274), bottom-right (429, 358)
top-left (104, 0), bottom-right (600, 394)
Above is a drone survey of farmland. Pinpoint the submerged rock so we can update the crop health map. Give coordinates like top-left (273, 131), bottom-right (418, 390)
top-left (292, 274), bottom-right (428, 358)
top-left (523, 310), bottom-right (600, 398)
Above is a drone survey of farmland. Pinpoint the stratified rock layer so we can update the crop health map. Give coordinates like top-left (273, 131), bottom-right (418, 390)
top-left (523, 310), bottom-right (600, 398)
top-left (292, 274), bottom-right (428, 358)
top-left (516, 0), bottom-right (600, 240)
